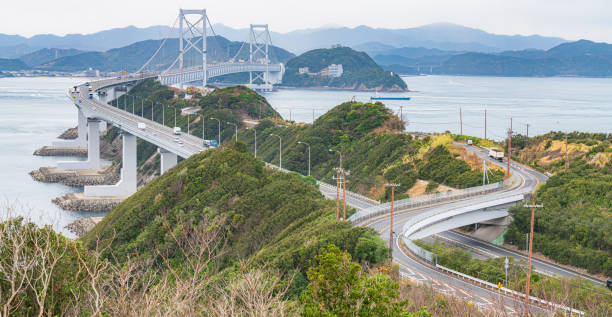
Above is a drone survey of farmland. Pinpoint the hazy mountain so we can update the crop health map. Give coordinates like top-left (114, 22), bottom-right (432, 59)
top-left (1, 23), bottom-right (567, 59)
top-left (0, 58), bottom-right (29, 71)
top-left (436, 40), bottom-right (612, 77)
top-left (0, 25), bottom-right (175, 58)
top-left (213, 23), bottom-right (566, 54)
top-left (35, 35), bottom-right (293, 72)
top-left (19, 48), bottom-right (85, 66)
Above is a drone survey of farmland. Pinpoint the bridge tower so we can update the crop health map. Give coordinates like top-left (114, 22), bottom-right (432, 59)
top-left (178, 9), bottom-right (207, 88)
top-left (249, 24), bottom-right (272, 90)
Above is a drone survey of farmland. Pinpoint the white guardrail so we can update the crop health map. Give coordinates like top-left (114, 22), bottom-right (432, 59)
top-left (264, 162), bottom-right (380, 205)
top-left (349, 175), bottom-right (516, 224)
top-left (436, 264), bottom-right (585, 315)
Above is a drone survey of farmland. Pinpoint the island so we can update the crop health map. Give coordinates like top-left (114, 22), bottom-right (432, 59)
top-left (281, 46), bottom-right (408, 91)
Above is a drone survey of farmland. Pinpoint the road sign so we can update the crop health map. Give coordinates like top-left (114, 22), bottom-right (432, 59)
top-left (497, 282), bottom-right (503, 290)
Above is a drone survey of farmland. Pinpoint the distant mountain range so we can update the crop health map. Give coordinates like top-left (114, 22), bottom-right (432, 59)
top-left (375, 40), bottom-right (612, 77)
top-left (31, 35), bottom-right (293, 72)
top-left (0, 26), bottom-right (175, 58)
top-left (0, 23), bottom-right (567, 59)
top-left (214, 23), bottom-right (566, 54)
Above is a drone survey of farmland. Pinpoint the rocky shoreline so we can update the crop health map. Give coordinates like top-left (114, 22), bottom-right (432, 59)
top-left (30, 164), bottom-right (120, 187)
top-left (66, 216), bottom-right (103, 237)
top-left (34, 146), bottom-right (87, 157)
top-left (53, 193), bottom-right (125, 212)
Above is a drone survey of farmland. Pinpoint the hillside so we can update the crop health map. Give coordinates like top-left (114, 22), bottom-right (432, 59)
top-left (82, 143), bottom-right (387, 289)
top-left (282, 46), bottom-right (407, 91)
top-left (19, 48), bottom-right (85, 67)
top-left (0, 57), bottom-right (29, 71)
top-left (35, 35), bottom-right (294, 72)
top-left (238, 101), bottom-right (503, 202)
top-left (503, 132), bottom-right (612, 277)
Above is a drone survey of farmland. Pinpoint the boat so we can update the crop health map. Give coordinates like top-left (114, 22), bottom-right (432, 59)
top-left (370, 96), bottom-right (411, 101)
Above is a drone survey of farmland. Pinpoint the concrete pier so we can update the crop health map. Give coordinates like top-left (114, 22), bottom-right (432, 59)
top-left (57, 119), bottom-right (101, 170)
top-left (158, 147), bottom-right (178, 174)
top-left (53, 108), bottom-right (87, 147)
top-left (84, 132), bottom-right (137, 197)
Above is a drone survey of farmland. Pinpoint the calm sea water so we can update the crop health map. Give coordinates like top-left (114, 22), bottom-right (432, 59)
top-left (1, 75), bottom-right (611, 236)
top-left (263, 76), bottom-right (612, 140)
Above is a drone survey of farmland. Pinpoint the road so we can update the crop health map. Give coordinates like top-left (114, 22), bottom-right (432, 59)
top-left (350, 142), bottom-right (594, 314)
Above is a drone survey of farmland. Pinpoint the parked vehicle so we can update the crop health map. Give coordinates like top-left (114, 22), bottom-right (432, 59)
top-left (138, 123), bottom-right (146, 130)
top-left (488, 148), bottom-right (504, 161)
top-left (173, 127), bottom-right (182, 135)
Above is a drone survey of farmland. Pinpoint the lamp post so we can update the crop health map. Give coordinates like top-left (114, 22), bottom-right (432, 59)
top-left (253, 128), bottom-right (257, 157)
top-left (210, 117), bottom-right (220, 145)
top-left (187, 114), bottom-right (191, 134)
top-left (297, 141), bottom-right (311, 176)
top-left (227, 122), bottom-right (237, 142)
top-left (201, 115), bottom-right (205, 140)
top-left (174, 108), bottom-right (177, 128)
top-left (270, 133), bottom-right (282, 169)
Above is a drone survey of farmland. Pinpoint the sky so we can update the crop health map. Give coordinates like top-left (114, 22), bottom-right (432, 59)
top-left (2, 0), bottom-right (611, 42)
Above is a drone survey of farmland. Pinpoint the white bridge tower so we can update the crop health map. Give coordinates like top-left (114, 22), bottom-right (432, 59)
top-left (249, 24), bottom-right (273, 91)
top-left (178, 9), bottom-right (207, 87)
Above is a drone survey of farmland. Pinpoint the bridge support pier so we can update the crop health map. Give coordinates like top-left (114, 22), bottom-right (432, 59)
top-left (53, 108), bottom-right (87, 147)
top-left (57, 119), bottom-right (101, 170)
top-left (158, 147), bottom-right (177, 174)
top-left (84, 132), bottom-right (137, 197)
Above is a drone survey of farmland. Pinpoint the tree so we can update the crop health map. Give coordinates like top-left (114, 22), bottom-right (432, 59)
top-left (301, 244), bottom-right (425, 317)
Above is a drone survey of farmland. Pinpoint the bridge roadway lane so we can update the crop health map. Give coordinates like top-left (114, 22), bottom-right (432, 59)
top-left (73, 83), bottom-right (206, 158)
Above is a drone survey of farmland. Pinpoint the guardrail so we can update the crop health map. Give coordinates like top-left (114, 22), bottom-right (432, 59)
top-left (436, 264), bottom-right (585, 316)
top-left (349, 175), bottom-right (516, 225)
top-left (263, 162), bottom-right (380, 206)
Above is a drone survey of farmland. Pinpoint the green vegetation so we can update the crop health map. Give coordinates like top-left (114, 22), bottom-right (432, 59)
top-left (505, 159), bottom-right (612, 276)
top-left (502, 132), bottom-right (612, 277)
top-left (301, 245), bottom-right (428, 317)
top-left (239, 101), bottom-right (502, 201)
top-left (283, 47), bottom-right (407, 91)
top-left (0, 58), bottom-right (29, 71)
top-left (416, 240), bottom-right (612, 314)
top-left (82, 143), bottom-right (387, 291)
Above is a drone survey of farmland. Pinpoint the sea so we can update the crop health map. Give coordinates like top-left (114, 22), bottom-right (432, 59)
top-left (1, 75), bottom-right (611, 236)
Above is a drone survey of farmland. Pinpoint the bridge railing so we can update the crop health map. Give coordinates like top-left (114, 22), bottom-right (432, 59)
top-left (349, 175), bottom-right (516, 225)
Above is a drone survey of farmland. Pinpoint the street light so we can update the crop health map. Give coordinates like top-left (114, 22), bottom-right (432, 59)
top-left (201, 115), bottom-right (205, 140)
top-left (297, 141), bottom-right (311, 176)
top-left (210, 117), bottom-right (220, 145)
top-left (328, 148), bottom-right (342, 169)
top-left (250, 127), bottom-right (257, 157)
top-left (270, 133), bottom-right (282, 169)
top-left (385, 183), bottom-right (401, 260)
top-left (227, 122), bottom-right (237, 142)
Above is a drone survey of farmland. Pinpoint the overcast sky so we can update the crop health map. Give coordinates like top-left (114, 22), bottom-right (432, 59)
top-left (3, 0), bottom-right (611, 42)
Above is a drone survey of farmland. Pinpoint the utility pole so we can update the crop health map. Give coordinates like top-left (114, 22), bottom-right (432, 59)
top-left (342, 169), bottom-right (350, 221)
top-left (312, 108), bottom-right (315, 124)
top-left (507, 118), bottom-right (512, 177)
top-left (254, 128), bottom-right (257, 157)
top-left (526, 124), bottom-right (529, 140)
top-left (484, 109), bottom-right (487, 140)
top-left (162, 105), bottom-right (165, 126)
top-left (151, 101), bottom-right (154, 121)
top-left (386, 183), bottom-right (401, 260)
top-left (460, 107), bottom-right (463, 136)
top-left (201, 115), bottom-right (205, 140)
top-left (141, 99), bottom-right (144, 117)
top-left (523, 203), bottom-right (543, 317)
top-left (565, 135), bottom-right (569, 171)
top-left (399, 106), bottom-right (403, 124)
top-left (504, 257), bottom-right (509, 288)
top-left (289, 109), bottom-right (292, 122)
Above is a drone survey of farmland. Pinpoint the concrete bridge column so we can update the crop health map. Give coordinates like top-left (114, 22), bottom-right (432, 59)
top-left (52, 108), bottom-right (87, 147)
top-left (84, 132), bottom-right (137, 197)
top-left (158, 147), bottom-right (177, 174)
top-left (57, 119), bottom-right (101, 170)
